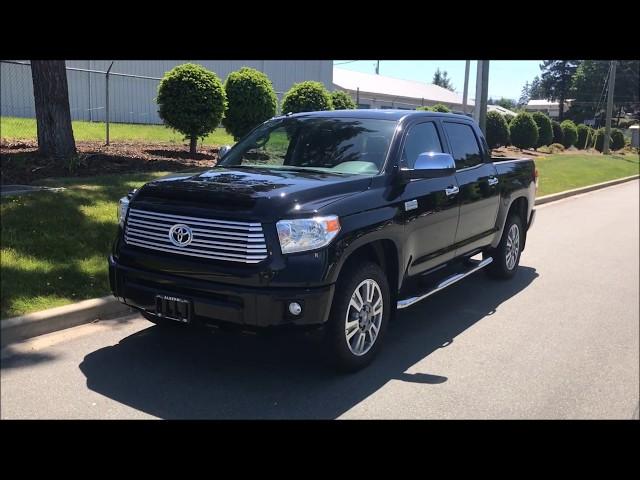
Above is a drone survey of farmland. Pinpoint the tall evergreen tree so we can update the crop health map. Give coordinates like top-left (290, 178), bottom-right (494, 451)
top-left (432, 68), bottom-right (454, 91)
top-left (540, 60), bottom-right (579, 121)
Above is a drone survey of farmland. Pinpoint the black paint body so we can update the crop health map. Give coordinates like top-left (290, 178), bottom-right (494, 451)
top-left (109, 110), bottom-right (536, 329)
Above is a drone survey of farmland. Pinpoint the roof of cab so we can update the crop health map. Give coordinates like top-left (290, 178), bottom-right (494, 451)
top-left (276, 109), bottom-right (474, 122)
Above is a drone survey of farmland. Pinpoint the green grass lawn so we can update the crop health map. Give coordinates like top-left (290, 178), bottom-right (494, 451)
top-left (1, 153), bottom-right (638, 319)
top-left (0, 172), bottom-right (171, 319)
top-left (1, 116), bottom-right (234, 146)
top-left (536, 153), bottom-right (639, 197)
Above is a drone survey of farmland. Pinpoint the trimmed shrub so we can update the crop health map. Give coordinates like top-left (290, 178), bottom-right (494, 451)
top-left (576, 124), bottom-right (593, 149)
top-left (222, 67), bottom-right (278, 141)
top-left (509, 112), bottom-right (539, 149)
top-left (593, 128), bottom-right (610, 152)
top-left (486, 111), bottom-right (510, 149)
top-left (331, 90), bottom-right (356, 110)
top-left (551, 120), bottom-right (563, 145)
top-left (550, 143), bottom-right (565, 153)
top-left (157, 63), bottom-right (226, 153)
top-left (416, 106), bottom-right (432, 111)
top-left (503, 113), bottom-right (514, 126)
top-left (281, 81), bottom-right (333, 114)
top-left (430, 103), bottom-right (451, 113)
top-left (531, 112), bottom-right (553, 148)
top-left (560, 120), bottom-right (578, 148)
top-left (611, 128), bottom-right (625, 150)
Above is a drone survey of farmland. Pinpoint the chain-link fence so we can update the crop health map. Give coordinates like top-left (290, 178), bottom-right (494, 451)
top-left (1, 60), bottom-right (466, 149)
top-left (0, 60), bottom-right (292, 148)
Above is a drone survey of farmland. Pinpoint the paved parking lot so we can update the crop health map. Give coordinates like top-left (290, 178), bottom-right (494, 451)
top-left (1, 181), bottom-right (638, 419)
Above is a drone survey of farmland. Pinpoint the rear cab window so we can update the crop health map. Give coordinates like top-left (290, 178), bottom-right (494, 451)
top-left (443, 122), bottom-right (483, 170)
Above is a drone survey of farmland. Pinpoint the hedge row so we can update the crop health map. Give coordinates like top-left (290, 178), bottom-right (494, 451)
top-left (484, 110), bottom-right (620, 152)
top-left (157, 64), bottom-right (356, 150)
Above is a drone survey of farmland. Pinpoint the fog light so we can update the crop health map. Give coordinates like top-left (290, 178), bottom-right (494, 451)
top-left (288, 302), bottom-right (302, 316)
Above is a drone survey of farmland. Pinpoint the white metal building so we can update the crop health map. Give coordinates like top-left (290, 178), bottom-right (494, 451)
top-left (1, 60), bottom-right (333, 124)
top-left (332, 67), bottom-right (474, 112)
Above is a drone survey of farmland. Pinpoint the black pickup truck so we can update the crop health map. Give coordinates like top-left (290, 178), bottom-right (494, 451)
top-left (109, 110), bottom-right (537, 371)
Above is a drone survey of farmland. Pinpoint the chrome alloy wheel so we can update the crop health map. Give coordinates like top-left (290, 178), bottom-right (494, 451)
top-left (345, 279), bottom-right (383, 356)
top-left (505, 223), bottom-right (520, 270)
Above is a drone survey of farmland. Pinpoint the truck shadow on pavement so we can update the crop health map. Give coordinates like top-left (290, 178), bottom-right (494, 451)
top-left (79, 266), bottom-right (538, 419)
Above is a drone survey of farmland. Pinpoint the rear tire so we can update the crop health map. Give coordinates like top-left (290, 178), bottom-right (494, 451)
top-left (324, 261), bottom-right (390, 372)
top-left (484, 214), bottom-right (523, 280)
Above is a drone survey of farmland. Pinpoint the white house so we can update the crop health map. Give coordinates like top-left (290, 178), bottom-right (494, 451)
top-left (524, 99), bottom-right (573, 119)
top-left (332, 67), bottom-right (474, 112)
top-left (487, 105), bottom-right (518, 117)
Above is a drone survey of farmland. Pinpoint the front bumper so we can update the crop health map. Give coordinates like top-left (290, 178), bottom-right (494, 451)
top-left (108, 255), bottom-right (334, 329)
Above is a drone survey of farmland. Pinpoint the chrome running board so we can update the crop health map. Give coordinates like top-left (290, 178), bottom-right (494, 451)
top-left (397, 257), bottom-right (493, 310)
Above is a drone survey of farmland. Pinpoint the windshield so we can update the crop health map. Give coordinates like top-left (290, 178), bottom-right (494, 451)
top-left (218, 117), bottom-right (397, 175)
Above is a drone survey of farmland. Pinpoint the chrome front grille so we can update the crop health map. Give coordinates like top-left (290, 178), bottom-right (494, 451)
top-left (124, 208), bottom-right (268, 263)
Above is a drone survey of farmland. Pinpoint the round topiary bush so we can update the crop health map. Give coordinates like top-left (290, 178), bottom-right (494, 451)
top-left (281, 81), bottom-right (333, 114)
top-left (157, 63), bottom-right (226, 153)
top-left (610, 128), bottom-right (625, 150)
top-left (560, 120), bottom-right (578, 148)
top-left (430, 104), bottom-right (451, 113)
top-left (531, 112), bottom-right (553, 148)
top-left (551, 120), bottom-right (563, 145)
top-left (509, 112), bottom-right (539, 150)
top-left (486, 111), bottom-right (510, 149)
top-left (576, 124), bottom-right (593, 149)
top-left (593, 128), bottom-right (610, 152)
top-left (222, 67), bottom-right (278, 141)
top-left (330, 90), bottom-right (356, 110)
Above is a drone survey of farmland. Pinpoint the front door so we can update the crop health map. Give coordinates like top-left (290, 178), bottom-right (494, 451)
top-left (397, 121), bottom-right (460, 276)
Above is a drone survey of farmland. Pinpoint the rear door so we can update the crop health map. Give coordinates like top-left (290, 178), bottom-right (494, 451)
top-left (442, 121), bottom-right (500, 254)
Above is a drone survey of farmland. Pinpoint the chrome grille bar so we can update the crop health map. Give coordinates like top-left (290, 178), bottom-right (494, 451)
top-left (124, 208), bottom-right (268, 263)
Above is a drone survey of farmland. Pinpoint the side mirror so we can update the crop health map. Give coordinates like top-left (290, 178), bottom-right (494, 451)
top-left (400, 152), bottom-right (456, 180)
top-left (218, 145), bottom-right (232, 160)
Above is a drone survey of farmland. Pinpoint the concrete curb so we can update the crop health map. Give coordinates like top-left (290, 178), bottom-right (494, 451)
top-left (1, 174), bottom-right (638, 347)
top-left (1, 296), bottom-right (132, 347)
top-left (535, 174), bottom-right (639, 205)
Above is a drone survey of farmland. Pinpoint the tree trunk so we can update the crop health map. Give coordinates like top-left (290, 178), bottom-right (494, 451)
top-left (189, 136), bottom-right (197, 154)
top-left (559, 94), bottom-right (565, 122)
top-left (30, 60), bottom-right (76, 159)
top-left (616, 105), bottom-right (623, 127)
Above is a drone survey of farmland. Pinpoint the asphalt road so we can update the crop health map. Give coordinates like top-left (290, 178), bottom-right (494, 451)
top-left (2, 181), bottom-right (639, 419)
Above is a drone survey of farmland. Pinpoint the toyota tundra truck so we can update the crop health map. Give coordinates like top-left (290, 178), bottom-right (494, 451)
top-left (109, 109), bottom-right (537, 371)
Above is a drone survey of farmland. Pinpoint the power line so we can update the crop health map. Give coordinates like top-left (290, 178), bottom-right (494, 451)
top-left (334, 60), bottom-right (358, 66)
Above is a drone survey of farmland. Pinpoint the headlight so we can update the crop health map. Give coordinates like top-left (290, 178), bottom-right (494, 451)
top-left (118, 196), bottom-right (130, 227)
top-left (276, 215), bottom-right (341, 254)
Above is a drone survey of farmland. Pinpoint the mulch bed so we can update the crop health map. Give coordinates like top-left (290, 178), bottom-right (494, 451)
top-left (0, 139), bottom-right (221, 185)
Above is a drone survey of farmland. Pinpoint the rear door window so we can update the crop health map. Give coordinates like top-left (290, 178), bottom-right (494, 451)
top-left (443, 122), bottom-right (483, 170)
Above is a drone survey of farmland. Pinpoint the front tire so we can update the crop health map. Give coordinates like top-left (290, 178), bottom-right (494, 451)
top-left (485, 214), bottom-right (523, 279)
top-left (324, 261), bottom-right (390, 372)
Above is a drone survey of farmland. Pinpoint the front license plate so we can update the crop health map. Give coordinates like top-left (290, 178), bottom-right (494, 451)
top-left (155, 295), bottom-right (192, 323)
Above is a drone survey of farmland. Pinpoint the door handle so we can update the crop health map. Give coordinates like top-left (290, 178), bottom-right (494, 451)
top-left (488, 176), bottom-right (499, 186)
top-left (445, 185), bottom-right (459, 196)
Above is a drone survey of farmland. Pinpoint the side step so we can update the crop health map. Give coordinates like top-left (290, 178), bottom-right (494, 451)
top-left (397, 257), bottom-right (493, 310)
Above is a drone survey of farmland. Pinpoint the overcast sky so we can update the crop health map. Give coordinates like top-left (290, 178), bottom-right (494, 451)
top-left (333, 60), bottom-right (544, 101)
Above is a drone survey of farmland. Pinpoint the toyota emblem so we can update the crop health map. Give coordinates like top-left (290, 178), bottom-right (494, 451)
top-left (169, 224), bottom-right (193, 247)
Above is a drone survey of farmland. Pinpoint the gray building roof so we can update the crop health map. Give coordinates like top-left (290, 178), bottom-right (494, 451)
top-left (333, 67), bottom-right (474, 108)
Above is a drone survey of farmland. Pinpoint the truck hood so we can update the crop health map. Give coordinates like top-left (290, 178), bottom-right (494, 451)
top-left (131, 167), bottom-right (372, 221)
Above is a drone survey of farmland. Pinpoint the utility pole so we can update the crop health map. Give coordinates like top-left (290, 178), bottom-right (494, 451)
top-left (462, 60), bottom-right (470, 114)
top-left (603, 60), bottom-right (617, 155)
top-left (473, 60), bottom-right (490, 134)
top-left (375, 60), bottom-right (380, 75)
